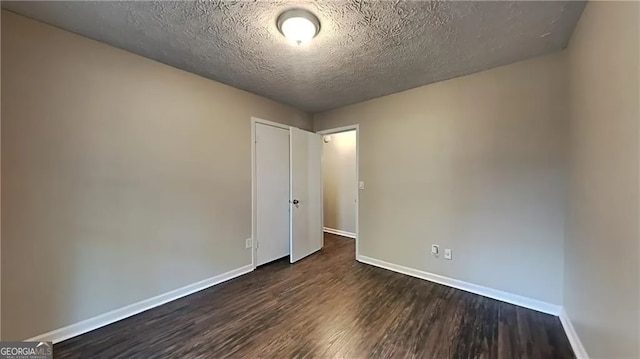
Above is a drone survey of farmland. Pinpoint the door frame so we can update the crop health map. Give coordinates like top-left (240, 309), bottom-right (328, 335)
top-left (316, 124), bottom-right (360, 259)
top-left (251, 117), bottom-right (291, 269)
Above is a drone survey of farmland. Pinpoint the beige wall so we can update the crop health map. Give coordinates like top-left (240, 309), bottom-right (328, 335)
top-left (0, 8), bottom-right (3, 341)
top-left (315, 53), bottom-right (569, 305)
top-left (0, 10), bottom-right (311, 340)
top-left (322, 131), bottom-right (357, 234)
top-left (565, 2), bottom-right (640, 358)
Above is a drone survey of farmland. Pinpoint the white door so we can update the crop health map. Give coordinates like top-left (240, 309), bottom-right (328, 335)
top-left (290, 127), bottom-right (323, 263)
top-left (255, 123), bottom-right (290, 266)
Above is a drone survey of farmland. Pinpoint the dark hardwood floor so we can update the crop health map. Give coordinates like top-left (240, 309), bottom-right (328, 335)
top-left (55, 234), bottom-right (574, 358)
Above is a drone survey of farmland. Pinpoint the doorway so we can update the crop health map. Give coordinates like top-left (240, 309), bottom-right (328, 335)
top-left (317, 125), bottom-right (359, 258)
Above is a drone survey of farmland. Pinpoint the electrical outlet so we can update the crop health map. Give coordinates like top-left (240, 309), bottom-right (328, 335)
top-left (431, 244), bottom-right (439, 257)
top-left (444, 249), bottom-right (452, 260)
top-left (245, 238), bottom-right (252, 249)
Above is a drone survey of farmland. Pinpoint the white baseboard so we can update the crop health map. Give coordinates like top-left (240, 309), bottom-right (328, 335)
top-left (356, 255), bottom-right (561, 316)
top-left (27, 264), bottom-right (254, 344)
top-left (559, 308), bottom-right (589, 359)
top-left (323, 227), bottom-right (356, 239)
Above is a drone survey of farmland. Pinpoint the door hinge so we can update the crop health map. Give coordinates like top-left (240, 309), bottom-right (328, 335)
top-left (256, 240), bottom-right (259, 249)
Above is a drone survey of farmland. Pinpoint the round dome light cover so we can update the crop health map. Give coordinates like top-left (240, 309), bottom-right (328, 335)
top-left (277, 9), bottom-right (320, 45)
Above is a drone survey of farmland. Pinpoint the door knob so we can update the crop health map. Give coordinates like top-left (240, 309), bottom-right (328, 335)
top-left (292, 199), bottom-right (299, 205)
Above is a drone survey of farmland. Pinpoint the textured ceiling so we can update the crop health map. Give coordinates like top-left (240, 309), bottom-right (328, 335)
top-left (3, 1), bottom-right (585, 112)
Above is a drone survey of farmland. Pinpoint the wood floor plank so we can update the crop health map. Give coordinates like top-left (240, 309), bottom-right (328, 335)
top-left (54, 234), bottom-right (574, 358)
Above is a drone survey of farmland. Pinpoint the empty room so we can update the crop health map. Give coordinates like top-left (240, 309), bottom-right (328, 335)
top-left (1, 1), bottom-right (638, 358)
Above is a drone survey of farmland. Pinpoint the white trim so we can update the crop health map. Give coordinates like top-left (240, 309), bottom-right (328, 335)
top-left (251, 117), bottom-right (291, 269)
top-left (251, 116), bottom-right (290, 130)
top-left (316, 124), bottom-right (359, 258)
top-left (323, 227), bottom-right (356, 239)
top-left (559, 308), bottom-right (589, 359)
top-left (317, 125), bottom-right (358, 136)
top-left (251, 118), bottom-right (257, 269)
top-left (357, 255), bottom-right (561, 316)
top-left (319, 130), bottom-right (325, 250)
top-left (26, 264), bottom-right (253, 344)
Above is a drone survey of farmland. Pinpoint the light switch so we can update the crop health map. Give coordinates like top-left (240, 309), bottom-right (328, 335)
top-left (359, 181), bottom-right (365, 190)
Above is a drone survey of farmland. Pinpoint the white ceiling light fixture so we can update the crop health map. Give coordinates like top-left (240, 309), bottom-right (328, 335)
top-left (277, 9), bottom-right (320, 45)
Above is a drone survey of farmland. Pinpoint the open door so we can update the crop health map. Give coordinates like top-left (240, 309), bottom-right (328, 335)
top-left (290, 127), bottom-right (323, 263)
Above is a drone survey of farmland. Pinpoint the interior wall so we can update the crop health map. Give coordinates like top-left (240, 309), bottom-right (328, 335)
top-left (0, 9), bottom-right (3, 341)
top-left (0, 10), bottom-right (311, 341)
top-left (322, 131), bottom-right (357, 235)
top-left (564, 2), bottom-right (640, 358)
top-left (314, 52), bottom-right (569, 305)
